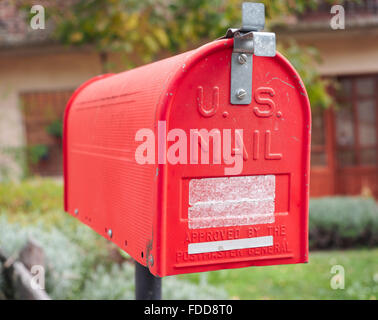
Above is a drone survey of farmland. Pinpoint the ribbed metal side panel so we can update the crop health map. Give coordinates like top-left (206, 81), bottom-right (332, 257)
top-left (66, 52), bottom-right (189, 264)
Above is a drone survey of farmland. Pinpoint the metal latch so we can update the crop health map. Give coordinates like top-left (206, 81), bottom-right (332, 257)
top-left (225, 3), bottom-right (276, 105)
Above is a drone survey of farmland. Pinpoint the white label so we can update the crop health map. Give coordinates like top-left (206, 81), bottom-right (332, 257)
top-left (188, 236), bottom-right (273, 254)
top-left (188, 175), bottom-right (275, 229)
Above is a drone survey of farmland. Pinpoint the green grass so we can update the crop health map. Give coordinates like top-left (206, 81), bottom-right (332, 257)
top-left (180, 249), bottom-right (378, 300)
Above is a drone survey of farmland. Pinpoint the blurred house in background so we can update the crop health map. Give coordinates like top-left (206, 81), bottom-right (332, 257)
top-left (0, 0), bottom-right (377, 197)
top-left (275, 0), bottom-right (378, 198)
top-left (0, 0), bottom-right (105, 177)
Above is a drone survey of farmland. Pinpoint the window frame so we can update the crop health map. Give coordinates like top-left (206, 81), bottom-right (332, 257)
top-left (310, 109), bottom-right (329, 169)
top-left (335, 74), bottom-right (378, 168)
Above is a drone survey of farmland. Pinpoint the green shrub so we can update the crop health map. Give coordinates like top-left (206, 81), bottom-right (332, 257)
top-left (0, 217), bottom-right (86, 299)
top-left (0, 216), bottom-right (228, 300)
top-left (46, 119), bottom-right (63, 139)
top-left (163, 273), bottom-right (228, 300)
top-left (309, 197), bottom-right (378, 249)
top-left (28, 145), bottom-right (49, 164)
top-left (81, 263), bottom-right (228, 300)
top-left (80, 264), bottom-right (135, 300)
top-left (0, 178), bottom-right (63, 214)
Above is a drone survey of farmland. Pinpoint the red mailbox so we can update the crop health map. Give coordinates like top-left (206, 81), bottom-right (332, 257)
top-left (64, 3), bottom-right (310, 277)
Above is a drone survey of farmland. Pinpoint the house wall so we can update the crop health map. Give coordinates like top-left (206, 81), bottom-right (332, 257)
top-left (278, 28), bottom-right (378, 76)
top-left (0, 46), bottom-right (103, 180)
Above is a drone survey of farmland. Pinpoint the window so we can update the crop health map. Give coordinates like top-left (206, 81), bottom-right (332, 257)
top-left (311, 108), bottom-right (327, 166)
top-left (20, 90), bottom-right (73, 175)
top-left (335, 76), bottom-right (377, 167)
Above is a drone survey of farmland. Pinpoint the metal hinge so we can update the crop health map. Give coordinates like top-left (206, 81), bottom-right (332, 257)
top-left (223, 3), bottom-right (276, 105)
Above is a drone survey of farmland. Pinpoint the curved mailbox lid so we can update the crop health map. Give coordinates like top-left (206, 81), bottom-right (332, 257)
top-left (156, 38), bottom-right (311, 276)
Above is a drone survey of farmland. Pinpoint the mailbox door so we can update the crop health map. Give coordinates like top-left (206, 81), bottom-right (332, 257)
top-left (154, 39), bottom-right (310, 276)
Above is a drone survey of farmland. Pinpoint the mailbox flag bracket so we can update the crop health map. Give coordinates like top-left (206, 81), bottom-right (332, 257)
top-left (225, 2), bottom-right (276, 105)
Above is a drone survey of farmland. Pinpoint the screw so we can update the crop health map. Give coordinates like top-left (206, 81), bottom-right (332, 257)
top-left (107, 229), bottom-right (113, 238)
top-left (237, 53), bottom-right (248, 64)
top-left (74, 209), bottom-right (78, 215)
top-left (236, 88), bottom-right (247, 100)
top-left (148, 254), bottom-right (154, 266)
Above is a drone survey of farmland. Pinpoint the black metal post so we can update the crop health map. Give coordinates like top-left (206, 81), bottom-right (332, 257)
top-left (135, 261), bottom-right (162, 300)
